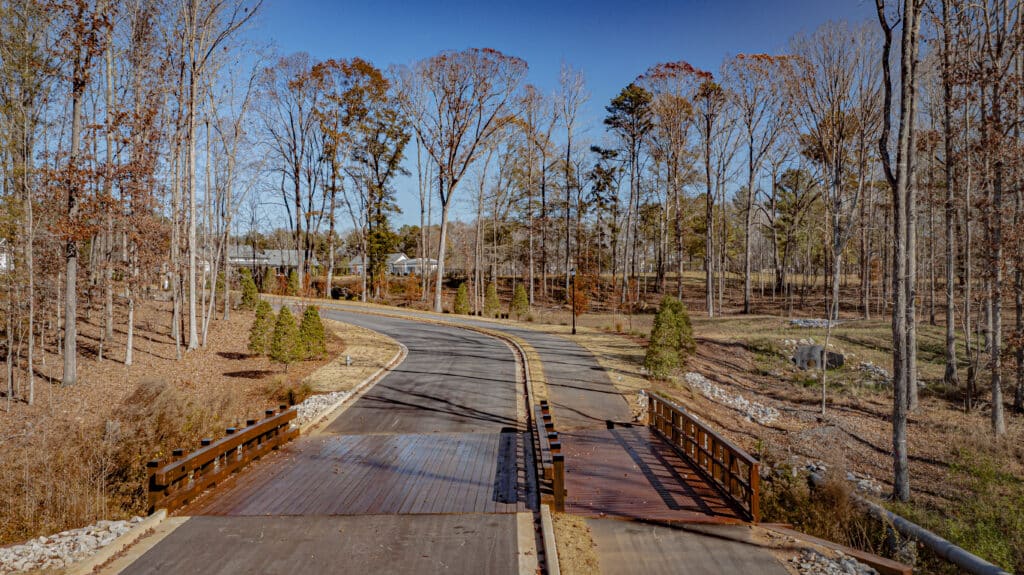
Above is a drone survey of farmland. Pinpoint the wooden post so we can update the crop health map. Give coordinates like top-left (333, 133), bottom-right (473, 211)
top-left (146, 459), bottom-right (162, 511)
top-left (647, 393), bottom-right (655, 426)
top-left (750, 461), bottom-right (761, 523)
top-left (553, 453), bottom-right (566, 512)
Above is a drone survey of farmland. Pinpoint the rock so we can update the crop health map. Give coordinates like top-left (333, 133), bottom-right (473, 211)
top-left (792, 548), bottom-right (879, 575)
top-left (683, 372), bottom-right (780, 425)
top-left (0, 516), bottom-right (140, 574)
top-left (789, 318), bottom-right (840, 329)
top-left (792, 345), bottom-right (844, 370)
top-left (293, 390), bottom-right (354, 428)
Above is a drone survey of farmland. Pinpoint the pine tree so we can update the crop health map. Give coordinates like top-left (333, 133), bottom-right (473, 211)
top-left (665, 297), bottom-right (696, 356)
top-left (240, 268), bottom-right (258, 310)
top-left (270, 306), bottom-right (301, 369)
top-left (248, 300), bottom-right (273, 355)
top-left (511, 284), bottom-right (529, 320)
top-left (287, 269), bottom-right (300, 296)
top-left (644, 296), bottom-right (695, 379)
top-left (484, 282), bottom-right (501, 318)
top-left (299, 305), bottom-right (327, 359)
top-left (453, 283), bottom-right (470, 315)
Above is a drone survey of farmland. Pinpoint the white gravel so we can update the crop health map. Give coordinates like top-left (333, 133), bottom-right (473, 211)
top-left (293, 389), bottom-right (354, 428)
top-left (805, 461), bottom-right (884, 498)
top-left (0, 517), bottom-right (143, 574)
top-left (790, 318), bottom-right (841, 329)
top-left (683, 372), bottom-right (780, 426)
top-left (791, 548), bottom-right (879, 575)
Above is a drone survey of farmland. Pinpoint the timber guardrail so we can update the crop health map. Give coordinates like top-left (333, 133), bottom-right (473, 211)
top-left (147, 405), bottom-right (299, 514)
top-left (534, 400), bottom-right (565, 512)
top-left (647, 391), bottom-right (761, 522)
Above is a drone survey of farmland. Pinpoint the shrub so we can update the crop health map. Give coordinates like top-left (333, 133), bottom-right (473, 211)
top-left (453, 283), bottom-right (470, 315)
top-left (644, 296), bottom-right (696, 379)
top-left (761, 462), bottom-right (887, 556)
top-left (257, 271), bottom-right (272, 293)
top-left (299, 305), bottom-right (327, 360)
top-left (240, 268), bottom-right (258, 310)
top-left (263, 376), bottom-right (314, 406)
top-left (270, 306), bottom-right (301, 369)
top-left (404, 274), bottom-right (422, 302)
top-left (248, 300), bottom-right (274, 355)
top-left (570, 278), bottom-right (590, 317)
top-left (286, 269), bottom-right (300, 296)
top-left (511, 284), bottom-right (529, 320)
top-left (484, 282), bottom-right (501, 318)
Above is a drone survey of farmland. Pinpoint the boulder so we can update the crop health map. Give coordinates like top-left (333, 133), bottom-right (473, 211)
top-left (792, 345), bottom-right (845, 370)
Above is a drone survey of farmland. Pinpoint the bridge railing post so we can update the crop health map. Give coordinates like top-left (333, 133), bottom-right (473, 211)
top-left (552, 453), bottom-right (565, 512)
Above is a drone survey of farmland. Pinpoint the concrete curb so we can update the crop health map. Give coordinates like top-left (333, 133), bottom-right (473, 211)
top-left (299, 341), bottom-right (408, 435)
top-left (540, 504), bottom-right (561, 575)
top-left (65, 510), bottom-right (167, 575)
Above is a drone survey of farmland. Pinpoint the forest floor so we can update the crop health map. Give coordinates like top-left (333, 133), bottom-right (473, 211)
top-left (514, 303), bottom-right (1024, 573)
top-left (0, 298), bottom-right (383, 546)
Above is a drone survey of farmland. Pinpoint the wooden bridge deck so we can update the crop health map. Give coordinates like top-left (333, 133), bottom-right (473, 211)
top-left (189, 430), bottom-right (530, 516)
top-left (562, 427), bottom-right (743, 523)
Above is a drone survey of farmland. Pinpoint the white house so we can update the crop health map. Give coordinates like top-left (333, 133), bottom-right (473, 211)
top-left (347, 253), bottom-right (416, 275)
top-left (393, 257), bottom-right (438, 276)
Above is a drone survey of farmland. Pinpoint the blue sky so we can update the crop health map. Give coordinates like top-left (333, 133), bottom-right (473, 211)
top-left (249, 0), bottom-right (878, 228)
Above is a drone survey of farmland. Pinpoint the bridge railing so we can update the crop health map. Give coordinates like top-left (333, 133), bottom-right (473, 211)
top-left (534, 400), bottom-right (565, 511)
top-left (146, 405), bottom-right (298, 513)
top-left (647, 391), bottom-right (760, 522)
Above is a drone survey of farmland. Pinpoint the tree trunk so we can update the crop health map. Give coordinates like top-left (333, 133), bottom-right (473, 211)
top-left (942, 0), bottom-right (960, 388)
top-left (743, 141), bottom-right (755, 314)
top-left (433, 188), bottom-right (452, 313)
top-left (989, 84), bottom-right (1006, 436)
top-left (704, 121), bottom-right (714, 318)
top-left (63, 57), bottom-right (86, 387)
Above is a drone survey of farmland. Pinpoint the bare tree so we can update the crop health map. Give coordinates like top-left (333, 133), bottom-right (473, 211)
top-left (397, 48), bottom-right (527, 313)
top-left (723, 53), bottom-right (789, 314)
top-left (877, 0), bottom-right (926, 501)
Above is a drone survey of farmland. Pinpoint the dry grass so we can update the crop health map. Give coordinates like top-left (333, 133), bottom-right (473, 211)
top-left (303, 319), bottom-right (400, 393)
top-left (521, 306), bottom-right (1024, 572)
top-left (0, 299), bottom-right (350, 545)
top-left (550, 512), bottom-right (601, 575)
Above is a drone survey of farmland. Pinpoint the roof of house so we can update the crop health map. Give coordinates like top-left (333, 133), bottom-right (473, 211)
top-left (349, 253), bottom-right (408, 267)
top-left (261, 249), bottom-right (318, 268)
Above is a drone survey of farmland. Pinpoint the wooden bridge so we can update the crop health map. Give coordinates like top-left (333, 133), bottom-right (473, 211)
top-left (103, 307), bottom-right (794, 575)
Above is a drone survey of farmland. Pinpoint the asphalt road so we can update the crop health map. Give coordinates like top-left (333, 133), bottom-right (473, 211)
top-left (312, 303), bottom-right (634, 430)
top-left (321, 311), bottom-right (520, 435)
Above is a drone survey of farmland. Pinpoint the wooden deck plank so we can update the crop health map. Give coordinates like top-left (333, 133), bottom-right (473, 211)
top-left (405, 434), bottom-right (453, 514)
top-left (562, 427), bottom-right (743, 523)
top-left (190, 433), bottom-right (522, 516)
top-left (437, 433), bottom-right (480, 513)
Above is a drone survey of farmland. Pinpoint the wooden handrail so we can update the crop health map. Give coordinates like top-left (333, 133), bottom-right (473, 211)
top-left (534, 400), bottom-right (565, 511)
top-left (146, 405), bottom-right (299, 514)
top-left (646, 391), bottom-right (761, 522)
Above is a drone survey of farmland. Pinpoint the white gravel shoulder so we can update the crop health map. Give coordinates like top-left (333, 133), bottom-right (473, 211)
top-left (790, 548), bottom-right (879, 575)
top-left (293, 389), bottom-right (354, 428)
top-left (683, 371), bottom-right (780, 425)
top-left (0, 517), bottom-right (143, 574)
